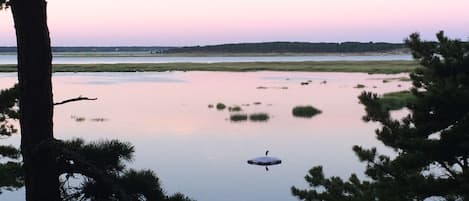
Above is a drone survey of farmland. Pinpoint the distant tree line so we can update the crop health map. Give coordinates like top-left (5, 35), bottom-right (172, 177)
top-left (163, 42), bottom-right (407, 54)
top-left (0, 42), bottom-right (407, 54)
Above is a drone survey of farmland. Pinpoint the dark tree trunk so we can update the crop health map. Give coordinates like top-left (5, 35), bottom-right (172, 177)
top-left (10, 0), bottom-right (60, 200)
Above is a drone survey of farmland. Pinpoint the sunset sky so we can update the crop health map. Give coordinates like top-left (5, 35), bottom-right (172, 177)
top-left (1, 0), bottom-right (469, 46)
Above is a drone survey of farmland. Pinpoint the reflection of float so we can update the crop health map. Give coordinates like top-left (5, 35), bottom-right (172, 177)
top-left (247, 150), bottom-right (282, 171)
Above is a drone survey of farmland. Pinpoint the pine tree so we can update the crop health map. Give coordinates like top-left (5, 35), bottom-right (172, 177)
top-left (2, 1), bottom-right (193, 200)
top-left (0, 85), bottom-right (22, 193)
top-left (292, 31), bottom-right (469, 200)
top-left (0, 85), bottom-right (194, 201)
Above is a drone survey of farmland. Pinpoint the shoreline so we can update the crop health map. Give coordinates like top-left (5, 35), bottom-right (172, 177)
top-left (0, 52), bottom-right (410, 57)
top-left (0, 61), bottom-right (418, 74)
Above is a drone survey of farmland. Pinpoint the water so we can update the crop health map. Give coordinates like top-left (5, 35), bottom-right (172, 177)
top-left (0, 71), bottom-right (410, 201)
top-left (0, 54), bottom-right (412, 64)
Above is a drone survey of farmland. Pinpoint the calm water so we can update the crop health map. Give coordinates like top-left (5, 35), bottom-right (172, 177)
top-left (0, 54), bottom-right (412, 64)
top-left (0, 71), bottom-right (410, 201)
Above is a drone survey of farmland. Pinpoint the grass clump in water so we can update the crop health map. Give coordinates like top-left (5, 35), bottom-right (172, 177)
top-left (230, 114), bottom-right (248, 122)
top-left (381, 77), bottom-right (412, 83)
top-left (379, 90), bottom-right (416, 111)
top-left (249, 113), bottom-right (270, 122)
top-left (216, 103), bottom-right (226, 110)
top-left (354, 84), bottom-right (365, 88)
top-left (398, 77), bottom-right (412, 82)
top-left (228, 105), bottom-right (242, 112)
top-left (292, 106), bottom-right (322, 118)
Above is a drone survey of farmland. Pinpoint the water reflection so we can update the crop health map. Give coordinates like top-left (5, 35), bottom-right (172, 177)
top-left (0, 71), bottom-right (411, 201)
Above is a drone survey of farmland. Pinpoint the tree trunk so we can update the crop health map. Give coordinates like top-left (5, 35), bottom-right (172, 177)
top-left (10, 0), bottom-right (60, 200)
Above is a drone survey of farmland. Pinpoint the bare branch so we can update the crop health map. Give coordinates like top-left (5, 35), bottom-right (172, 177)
top-left (54, 96), bottom-right (97, 106)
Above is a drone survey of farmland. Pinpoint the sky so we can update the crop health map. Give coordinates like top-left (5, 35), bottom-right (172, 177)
top-left (1, 0), bottom-right (469, 46)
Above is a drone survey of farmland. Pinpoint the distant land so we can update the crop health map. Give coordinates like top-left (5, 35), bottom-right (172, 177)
top-left (164, 42), bottom-right (407, 54)
top-left (0, 42), bottom-right (408, 54)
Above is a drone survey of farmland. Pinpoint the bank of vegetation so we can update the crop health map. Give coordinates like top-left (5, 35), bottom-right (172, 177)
top-left (0, 61), bottom-right (418, 74)
top-left (163, 42), bottom-right (407, 54)
top-left (0, 42), bottom-right (407, 54)
top-left (378, 90), bottom-right (416, 110)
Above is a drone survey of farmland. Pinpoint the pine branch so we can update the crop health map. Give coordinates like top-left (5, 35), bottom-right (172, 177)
top-left (437, 161), bottom-right (457, 179)
top-left (54, 96), bottom-right (97, 106)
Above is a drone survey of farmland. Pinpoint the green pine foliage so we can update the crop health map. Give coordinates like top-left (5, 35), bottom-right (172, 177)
top-left (0, 84), bottom-right (22, 194)
top-left (59, 139), bottom-right (193, 201)
top-left (292, 31), bottom-right (469, 200)
top-left (0, 0), bottom-right (8, 10)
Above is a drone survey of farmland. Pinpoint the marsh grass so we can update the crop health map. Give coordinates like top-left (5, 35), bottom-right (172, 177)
top-left (228, 105), bottom-right (242, 112)
top-left (399, 77), bottom-right (412, 82)
top-left (0, 61), bottom-right (418, 74)
top-left (249, 113), bottom-right (270, 122)
top-left (216, 103), bottom-right (226, 110)
top-left (354, 84), bottom-right (366, 88)
top-left (292, 106), bottom-right (322, 118)
top-left (379, 90), bottom-right (416, 110)
top-left (381, 77), bottom-right (412, 83)
top-left (230, 114), bottom-right (248, 122)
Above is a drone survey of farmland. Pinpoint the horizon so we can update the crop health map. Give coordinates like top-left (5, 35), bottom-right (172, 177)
top-left (1, 0), bottom-right (469, 46)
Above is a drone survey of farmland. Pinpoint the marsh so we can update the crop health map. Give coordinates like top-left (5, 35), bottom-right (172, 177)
top-left (0, 71), bottom-right (410, 201)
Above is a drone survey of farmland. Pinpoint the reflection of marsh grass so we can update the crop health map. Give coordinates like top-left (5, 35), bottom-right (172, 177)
top-left (90, 118), bottom-right (108, 122)
top-left (208, 104), bottom-right (214, 108)
top-left (256, 86), bottom-right (288, 90)
top-left (230, 114), bottom-right (248, 122)
top-left (292, 106), bottom-right (322, 118)
top-left (71, 115), bottom-right (86, 122)
top-left (249, 113), bottom-right (270, 122)
top-left (71, 115), bottom-right (108, 122)
top-left (75, 117), bottom-right (85, 122)
top-left (216, 103), bottom-right (226, 110)
top-left (379, 90), bottom-right (415, 110)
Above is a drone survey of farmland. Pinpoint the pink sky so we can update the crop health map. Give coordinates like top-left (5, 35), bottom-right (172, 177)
top-left (1, 0), bottom-right (469, 46)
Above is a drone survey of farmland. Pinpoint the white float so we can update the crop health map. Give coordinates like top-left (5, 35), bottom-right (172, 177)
top-left (247, 150), bottom-right (282, 166)
top-left (247, 156), bottom-right (282, 165)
